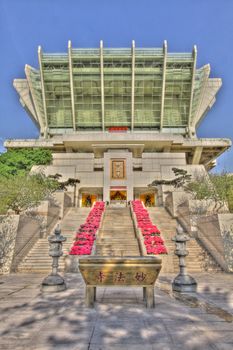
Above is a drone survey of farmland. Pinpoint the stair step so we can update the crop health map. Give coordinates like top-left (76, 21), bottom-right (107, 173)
top-left (96, 207), bottom-right (141, 257)
top-left (17, 205), bottom-right (221, 274)
top-left (17, 207), bottom-right (91, 273)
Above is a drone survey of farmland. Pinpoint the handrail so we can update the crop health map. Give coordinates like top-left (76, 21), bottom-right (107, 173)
top-left (11, 215), bottom-right (43, 272)
top-left (129, 203), bottom-right (147, 256)
top-left (91, 204), bottom-right (106, 256)
top-left (195, 215), bottom-right (228, 271)
top-left (177, 205), bottom-right (228, 271)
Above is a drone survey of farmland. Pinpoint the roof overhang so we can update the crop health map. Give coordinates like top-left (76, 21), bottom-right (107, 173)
top-left (4, 132), bottom-right (231, 169)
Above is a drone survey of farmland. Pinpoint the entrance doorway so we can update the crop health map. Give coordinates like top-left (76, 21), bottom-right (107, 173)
top-left (110, 190), bottom-right (127, 201)
top-left (82, 194), bottom-right (97, 207)
top-left (140, 193), bottom-right (155, 207)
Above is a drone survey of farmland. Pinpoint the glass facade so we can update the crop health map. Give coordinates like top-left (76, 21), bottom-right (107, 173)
top-left (17, 45), bottom-right (218, 134)
top-left (134, 49), bottom-right (163, 129)
top-left (104, 49), bottom-right (131, 127)
top-left (72, 49), bottom-right (102, 129)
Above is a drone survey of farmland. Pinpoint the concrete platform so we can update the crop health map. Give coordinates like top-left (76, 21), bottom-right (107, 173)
top-left (0, 272), bottom-right (232, 350)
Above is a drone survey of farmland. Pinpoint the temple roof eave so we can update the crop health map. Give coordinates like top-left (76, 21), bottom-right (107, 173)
top-left (4, 135), bottom-right (231, 169)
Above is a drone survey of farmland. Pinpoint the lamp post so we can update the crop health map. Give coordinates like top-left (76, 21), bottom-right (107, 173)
top-left (41, 225), bottom-right (66, 292)
top-left (172, 225), bottom-right (197, 293)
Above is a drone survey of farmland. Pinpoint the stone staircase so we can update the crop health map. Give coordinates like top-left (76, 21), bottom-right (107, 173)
top-left (16, 204), bottom-right (221, 274)
top-left (147, 207), bottom-right (221, 273)
top-left (17, 207), bottom-right (90, 273)
top-left (95, 207), bottom-right (140, 256)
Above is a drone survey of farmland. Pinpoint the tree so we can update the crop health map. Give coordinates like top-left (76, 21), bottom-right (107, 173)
top-left (148, 167), bottom-right (233, 213)
top-left (48, 173), bottom-right (80, 190)
top-left (0, 173), bottom-right (60, 215)
top-left (184, 172), bottom-right (233, 213)
top-left (148, 168), bottom-right (192, 188)
top-left (0, 148), bottom-right (52, 177)
top-left (0, 148), bottom-right (59, 214)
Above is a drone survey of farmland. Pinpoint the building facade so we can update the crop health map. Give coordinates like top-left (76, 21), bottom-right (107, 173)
top-left (5, 41), bottom-right (231, 206)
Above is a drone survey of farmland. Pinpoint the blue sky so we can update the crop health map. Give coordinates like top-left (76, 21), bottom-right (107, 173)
top-left (0, 0), bottom-right (232, 171)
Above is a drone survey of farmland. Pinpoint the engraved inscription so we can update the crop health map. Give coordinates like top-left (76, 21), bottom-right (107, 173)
top-left (111, 160), bottom-right (125, 179)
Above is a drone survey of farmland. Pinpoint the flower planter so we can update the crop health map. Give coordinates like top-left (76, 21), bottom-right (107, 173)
top-left (131, 200), bottom-right (168, 256)
top-left (69, 202), bottom-right (105, 256)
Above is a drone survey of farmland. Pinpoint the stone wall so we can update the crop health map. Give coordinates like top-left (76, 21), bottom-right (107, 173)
top-left (142, 152), bottom-right (186, 172)
top-left (52, 153), bottom-right (94, 172)
top-left (0, 215), bottom-right (20, 274)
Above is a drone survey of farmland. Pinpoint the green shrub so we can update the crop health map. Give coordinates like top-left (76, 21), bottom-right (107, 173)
top-left (0, 148), bottom-right (52, 177)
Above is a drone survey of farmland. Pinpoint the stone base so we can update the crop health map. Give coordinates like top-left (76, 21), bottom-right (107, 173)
top-left (172, 273), bottom-right (197, 293)
top-left (65, 255), bottom-right (80, 273)
top-left (41, 274), bottom-right (66, 293)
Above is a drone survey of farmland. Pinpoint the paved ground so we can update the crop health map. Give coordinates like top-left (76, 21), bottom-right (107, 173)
top-left (0, 272), bottom-right (232, 350)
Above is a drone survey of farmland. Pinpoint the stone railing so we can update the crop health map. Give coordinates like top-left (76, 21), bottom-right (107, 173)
top-left (196, 214), bottom-right (233, 272)
top-left (10, 214), bottom-right (42, 272)
top-left (90, 205), bottom-right (106, 256)
top-left (175, 198), bottom-right (233, 272)
top-left (11, 199), bottom-right (60, 272)
top-left (130, 202), bottom-right (147, 256)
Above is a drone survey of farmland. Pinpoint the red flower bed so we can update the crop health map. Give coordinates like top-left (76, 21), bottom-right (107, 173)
top-left (132, 200), bottom-right (167, 255)
top-left (69, 201), bottom-right (105, 255)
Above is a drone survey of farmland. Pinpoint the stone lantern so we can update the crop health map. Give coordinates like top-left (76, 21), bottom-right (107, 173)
top-left (172, 225), bottom-right (197, 293)
top-left (41, 225), bottom-right (66, 292)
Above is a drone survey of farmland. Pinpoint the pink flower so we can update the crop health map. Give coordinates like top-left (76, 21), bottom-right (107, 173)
top-left (132, 201), bottom-right (167, 255)
top-left (69, 201), bottom-right (105, 255)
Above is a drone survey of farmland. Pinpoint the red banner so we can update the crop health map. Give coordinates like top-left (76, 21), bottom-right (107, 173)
top-left (108, 127), bottom-right (128, 132)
